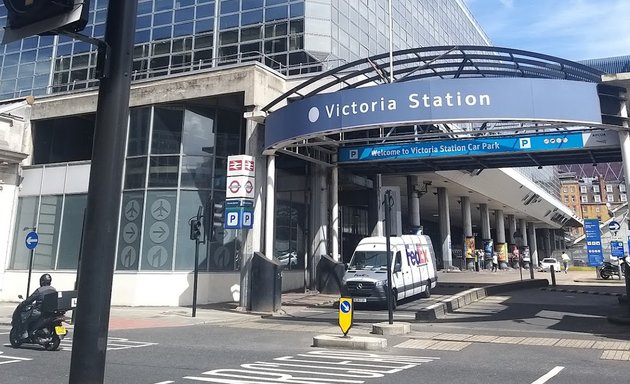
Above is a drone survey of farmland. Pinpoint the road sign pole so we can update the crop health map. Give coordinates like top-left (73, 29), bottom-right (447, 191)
top-left (25, 248), bottom-right (34, 298)
top-left (68, 1), bottom-right (137, 383)
top-left (384, 190), bottom-right (394, 325)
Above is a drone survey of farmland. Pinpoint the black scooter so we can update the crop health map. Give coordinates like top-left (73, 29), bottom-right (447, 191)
top-left (9, 291), bottom-right (77, 351)
top-left (599, 260), bottom-right (627, 280)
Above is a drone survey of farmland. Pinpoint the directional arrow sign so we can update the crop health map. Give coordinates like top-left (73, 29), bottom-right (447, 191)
top-left (609, 220), bottom-right (621, 232)
top-left (338, 297), bottom-right (353, 336)
top-left (25, 231), bottom-right (39, 250)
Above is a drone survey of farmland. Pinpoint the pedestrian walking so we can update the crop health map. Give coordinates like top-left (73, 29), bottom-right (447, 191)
top-left (561, 251), bottom-right (570, 274)
top-left (491, 252), bottom-right (498, 272)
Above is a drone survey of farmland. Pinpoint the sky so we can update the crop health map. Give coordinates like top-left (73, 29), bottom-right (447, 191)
top-left (463, 0), bottom-right (630, 61)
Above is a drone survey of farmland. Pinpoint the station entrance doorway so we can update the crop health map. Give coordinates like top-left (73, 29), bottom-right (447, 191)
top-left (261, 46), bottom-right (628, 281)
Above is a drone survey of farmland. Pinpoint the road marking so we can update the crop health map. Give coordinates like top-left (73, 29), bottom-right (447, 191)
top-left (182, 350), bottom-right (438, 383)
top-left (0, 351), bottom-right (32, 365)
top-left (532, 366), bottom-right (564, 384)
top-left (54, 336), bottom-right (158, 352)
top-left (153, 381), bottom-right (175, 384)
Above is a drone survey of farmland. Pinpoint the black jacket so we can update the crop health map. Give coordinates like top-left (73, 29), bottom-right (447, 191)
top-left (24, 285), bottom-right (57, 309)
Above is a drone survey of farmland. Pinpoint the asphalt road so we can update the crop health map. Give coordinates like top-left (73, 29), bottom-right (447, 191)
top-left (1, 283), bottom-right (628, 384)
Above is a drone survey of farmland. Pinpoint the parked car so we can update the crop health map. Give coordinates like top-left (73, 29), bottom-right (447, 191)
top-left (539, 257), bottom-right (561, 272)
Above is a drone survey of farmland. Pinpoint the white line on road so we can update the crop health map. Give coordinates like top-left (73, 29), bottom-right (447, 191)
top-left (153, 381), bottom-right (175, 384)
top-left (532, 366), bottom-right (564, 384)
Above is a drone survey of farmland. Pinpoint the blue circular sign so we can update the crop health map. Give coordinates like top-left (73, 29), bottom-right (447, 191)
top-left (25, 231), bottom-right (39, 250)
top-left (609, 221), bottom-right (621, 231)
top-left (340, 301), bottom-right (351, 313)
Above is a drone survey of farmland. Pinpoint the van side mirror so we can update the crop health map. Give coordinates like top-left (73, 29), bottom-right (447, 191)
top-left (394, 263), bottom-right (402, 272)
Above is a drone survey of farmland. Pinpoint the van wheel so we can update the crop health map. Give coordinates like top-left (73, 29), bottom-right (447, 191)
top-left (421, 284), bottom-right (431, 299)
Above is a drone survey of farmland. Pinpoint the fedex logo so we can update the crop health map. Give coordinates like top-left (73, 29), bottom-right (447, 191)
top-left (406, 245), bottom-right (429, 266)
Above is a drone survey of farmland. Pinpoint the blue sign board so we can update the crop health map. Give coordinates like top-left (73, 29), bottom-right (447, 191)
top-left (265, 77), bottom-right (602, 148)
top-left (584, 219), bottom-right (603, 267)
top-left (25, 231), bottom-right (39, 250)
top-left (224, 207), bottom-right (254, 229)
top-left (608, 221), bottom-right (621, 232)
top-left (339, 133), bottom-right (586, 162)
top-left (610, 241), bottom-right (624, 258)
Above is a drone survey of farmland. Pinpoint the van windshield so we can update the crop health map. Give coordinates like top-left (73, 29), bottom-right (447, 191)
top-left (349, 251), bottom-right (388, 270)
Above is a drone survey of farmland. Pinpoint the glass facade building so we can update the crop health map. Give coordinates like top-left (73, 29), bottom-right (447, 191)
top-left (0, 0), bottom-right (489, 99)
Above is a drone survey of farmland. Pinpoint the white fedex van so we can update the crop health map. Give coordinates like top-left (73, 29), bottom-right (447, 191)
top-left (342, 235), bottom-right (438, 308)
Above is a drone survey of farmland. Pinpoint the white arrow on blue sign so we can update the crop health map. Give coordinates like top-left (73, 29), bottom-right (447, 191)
top-left (25, 231), bottom-right (39, 250)
top-left (609, 220), bottom-right (621, 231)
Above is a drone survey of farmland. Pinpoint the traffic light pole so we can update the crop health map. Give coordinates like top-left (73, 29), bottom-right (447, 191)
top-left (192, 235), bottom-right (200, 317)
top-left (68, 1), bottom-right (137, 383)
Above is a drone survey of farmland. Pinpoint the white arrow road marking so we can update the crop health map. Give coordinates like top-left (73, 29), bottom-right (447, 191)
top-left (532, 366), bottom-right (564, 384)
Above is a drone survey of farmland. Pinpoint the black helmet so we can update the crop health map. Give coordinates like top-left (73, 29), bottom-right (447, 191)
top-left (39, 273), bottom-right (52, 287)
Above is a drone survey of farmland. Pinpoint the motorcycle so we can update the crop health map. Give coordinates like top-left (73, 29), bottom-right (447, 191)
top-left (9, 291), bottom-right (76, 351)
top-left (599, 260), bottom-right (627, 280)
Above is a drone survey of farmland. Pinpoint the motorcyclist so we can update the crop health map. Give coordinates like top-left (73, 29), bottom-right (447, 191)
top-left (19, 273), bottom-right (57, 339)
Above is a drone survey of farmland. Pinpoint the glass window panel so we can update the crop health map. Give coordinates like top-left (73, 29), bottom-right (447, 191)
top-left (290, 2), bottom-right (304, 17)
top-left (93, 23), bottom-right (106, 37)
top-left (155, 0), bottom-right (174, 11)
top-left (72, 53), bottom-right (90, 68)
top-left (220, 14), bottom-right (239, 29)
top-left (135, 29), bottom-right (151, 44)
top-left (33, 196), bottom-right (62, 270)
top-left (17, 76), bottom-right (33, 91)
top-left (264, 37), bottom-right (287, 54)
top-left (128, 107), bottom-right (151, 156)
top-left (124, 157), bottom-right (147, 189)
top-left (9, 197), bottom-right (40, 269)
top-left (218, 46), bottom-right (237, 61)
top-left (241, 41), bottom-right (261, 55)
top-left (37, 47), bottom-right (53, 60)
top-left (194, 33), bottom-right (214, 49)
top-left (137, 15), bottom-right (151, 28)
top-left (195, 18), bottom-right (214, 33)
top-left (95, 9), bottom-right (107, 22)
top-left (265, 5), bottom-right (288, 21)
top-left (219, 30), bottom-right (238, 45)
top-left (194, 49), bottom-right (213, 64)
top-left (57, 194), bottom-right (87, 269)
top-left (18, 63), bottom-right (35, 78)
top-left (175, 7), bottom-right (195, 22)
top-left (220, 0), bottom-right (239, 14)
top-left (183, 108), bottom-right (215, 155)
top-left (289, 19), bottom-right (303, 34)
top-left (4, 53), bottom-right (20, 66)
top-left (176, 0), bottom-right (195, 7)
top-left (241, 26), bottom-right (262, 42)
top-left (175, 190), bottom-right (210, 270)
top-left (35, 61), bottom-right (51, 75)
top-left (241, 9), bottom-right (263, 25)
top-left (137, 1), bottom-right (153, 14)
top-left (22, 37), bottom-right (38, 49)
top-left (243, 0), bottom-right (263, 10)
top-left (117, 192), bottom-right (144, 271)
top-left (153, 26), bottom-right (172, 40)
top-left (172, 37), bottom-right (193, 52)
top-left (2, 66), bottom-right (18, 80)
top-left (153, 11), bottom-right (173, 26)
top-left (181, 156), bottom-right (213, 189)
top-left (265, 22), bottom-right (287, 37)
top-left (141, 191), bottom-right (177, 271)
top-left (196, 3), bottom-right (214, 17)
top-left (266, 0), bottom-right (286, 5)
top-left (148, 156), bottom-right (180, 187)
top-left (216, 109), bottom-right (242, 157)
top-left (152, 40), bottom-right (172, 55)
top-left (20, 50), bottom-right (37, 62)
top-left (33, 74), bottom-right (49, 90)
top-left (152, 107), bottom-right (183, 154)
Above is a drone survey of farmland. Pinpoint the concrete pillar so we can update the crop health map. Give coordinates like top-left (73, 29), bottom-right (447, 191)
top-left (519, 219), bottom-right (528, 247)
top-left (407, 175), bottom-right (421, 230)
top-left (528, 222), bottom-right (538, 278)
top-left (331, 162), bottom-right (340, 262)
top-left (618, 97), bottom-right (630, 206)
top-left (507, 214), bottom-right (517, 268)
top-left (480, 203), bottom-right (491, 269)
top-left (264, 155), bottom-right (276, 260)
top-left (461, 196), bottom-right (473, 270)
top-left (495, 210), bottom-right (507, 269)
top-left (310, 164), bottom-right (328, 260)
top-left (543, 228), bottom-right (552, 259)
top-left (438, 187), bottom-right (452, 269)
top-left (372, 174), bottom-right (384, 236)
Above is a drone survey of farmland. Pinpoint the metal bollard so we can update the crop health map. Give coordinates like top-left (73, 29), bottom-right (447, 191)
top-left (550, 265), bottom-right (556, 287)
top-left (625, 264), bottom-right (630, 316)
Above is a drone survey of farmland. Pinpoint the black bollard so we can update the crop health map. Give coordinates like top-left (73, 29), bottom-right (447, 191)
top-left (550, 265), bottom-right (556, 287)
